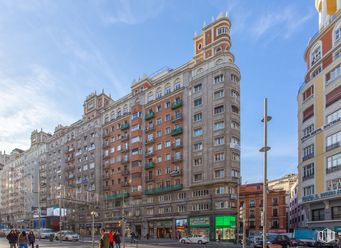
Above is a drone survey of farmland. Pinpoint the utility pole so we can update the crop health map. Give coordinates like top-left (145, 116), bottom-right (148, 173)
top-left (260, 98), bottom-right (271, 248)
top-left (59, 195), bottom-right (62, 243)
top-left (236, 176), bottom-right (241, 245)
top-left (239, 203), bottom-right (246, 248)
top-left (90, 211), bottom-right (98, 248)
top-left (122, 192), bottom-right (126, 248)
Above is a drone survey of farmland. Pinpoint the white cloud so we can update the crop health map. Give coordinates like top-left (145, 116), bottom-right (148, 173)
top-left (0, 65), bottom-right (74, 152)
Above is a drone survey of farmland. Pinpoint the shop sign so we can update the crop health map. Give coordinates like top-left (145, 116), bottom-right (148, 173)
top-left (215, 216), bottom-right (236, 228)
top-left (190, 217), bottom-right (210, 227)
top-left (335, 226), bottom-right (341, 233)
top-left (269, 229), bottom-right (286, 233)
top-left (176, 219), bottom-right (188, 228)
top-left (302, 189), bottom-right (341, 202)
top-left (158, 220), bottom-right (172, 227)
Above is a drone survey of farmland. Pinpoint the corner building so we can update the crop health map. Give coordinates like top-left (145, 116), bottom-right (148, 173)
top-left (101, 13), bottom-right (241, 241)
top-left (298, 0), bottom-right (341, 232)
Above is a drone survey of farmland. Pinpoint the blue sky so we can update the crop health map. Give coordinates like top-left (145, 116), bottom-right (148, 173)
top-left (0, 0), bottom-right (317, 183)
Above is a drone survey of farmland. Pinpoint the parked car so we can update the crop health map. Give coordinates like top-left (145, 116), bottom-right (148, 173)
top-left (55, 230), bottom-right (79, 241)
top-left (40, 229), bottom-right (56, 239)
top-left (0, 229), bottom-right (10, 237)
top-left (254, 234), bottom-right (291, 248)
top-left (179, 234), bottom-right (209, 244)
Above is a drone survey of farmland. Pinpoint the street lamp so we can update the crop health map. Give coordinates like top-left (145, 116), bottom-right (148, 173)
top-left (90, 211), bottom-right (98, 248)
top-left (259, 98), bottom-right (271, 248)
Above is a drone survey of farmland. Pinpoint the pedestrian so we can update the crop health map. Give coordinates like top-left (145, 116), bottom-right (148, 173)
top-left (130, 231), bottom-right (135, 243)
top-left (28, 231), bottom-right (35, 248)
top-left (6, 230), bottom-right (18, 248)
top-left (99, 228), bottom-right (110, 248)
top-left (18, 231), bottom-right (29, 248)
top-left (109, 230), bottom-right (114, 248)
top-left (115, 232), bottom-right (121, 248)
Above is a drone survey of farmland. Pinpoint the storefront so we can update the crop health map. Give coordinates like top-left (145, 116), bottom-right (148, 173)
top-left (156, 220), bottom-right (173, 238)
top-left (175, 219), bottom-right (188, 239)
top-left (335, 226), bottom-right (341, 240)
top-left (189, 217), bottom-right (210, 237)
top-left (215, 216), bottom-right (236, 241)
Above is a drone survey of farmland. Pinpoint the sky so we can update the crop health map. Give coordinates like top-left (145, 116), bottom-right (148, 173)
top-left (0, 0), bottom-right (318, 183)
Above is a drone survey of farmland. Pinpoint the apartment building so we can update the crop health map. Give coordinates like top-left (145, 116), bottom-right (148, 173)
top-left (0, 131), bottom-right (49, 228)
top-left (100, 13), bottom-right (240, 241)
top-left (238, 183), bottom-right (287, 236)
top-left (297, 0), bottom-right (341, 231)
top-left (288, 181), bottom-right (307, 231)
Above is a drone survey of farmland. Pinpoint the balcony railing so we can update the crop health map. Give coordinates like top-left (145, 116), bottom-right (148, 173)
top-left (145, 162), bottom-right (155, 170)
top-left (302, 174), bottom-right (314, 181)
top-left (145, 176), bottom-right (154, 182)
top-left (121, 170), bottom-right (129, 176)
top-left (121, 181), bottom-right (130, 187)
top-left (121, 134), bottom-right (129, 141)
top-left (145, 111), bottom-right (155, 121)
top-left (145, 138), bottom-right (154, 145)
top-left (303, 153), bottom-right (314, 161)
top-left (326, 165), bottom-right (341, 174)
top-left (230, 143), bottom-right (241, 150)
top-left (172, 156), bottom-right (183, 163)
top-left (170, 169), bottom-right (182, 177)
top-left (172, 114), bottom-right (183, 122)
top-left (145, 184), bottom-right (183, 195)
top-left (172, 142), bottom-right (183, 149)
top-left (120, 123), bottom-right (129, 130)
top-left (121, 147), bottom-right (129, 153)
top-left (105, 192), bottom-right (129, 201)
top-left (171, 99), bottom-right (183, 110)
top-left (171, 127), bottom-right (183, 136)
top-left (145, 125), bottom-right (154, 132)
top-left (145, 151), bottom-right (154, 157)
top-left (326, 142), bottom-right (340, 152)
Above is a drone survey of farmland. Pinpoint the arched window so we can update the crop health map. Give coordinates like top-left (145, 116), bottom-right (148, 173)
top-left (174, 79), bottom-right (181, 90)
top-left (310, 42), bottom-right (322, 66)
top-left (111, 111), bottom-right (115, 120)
top-left (123, 104), bottom-right (128, 114)
top-left (117, 109), bottom-right (122, 117)
top-left (164, 83), bottom-right (171, 95)
top-left (147, 92), bottom-right (154, 102)
top-left (156, 88), bottom-right (162, 99)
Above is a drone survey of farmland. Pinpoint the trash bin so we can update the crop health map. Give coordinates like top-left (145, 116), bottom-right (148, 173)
top-left (49, 234), bottom-right (54, 242)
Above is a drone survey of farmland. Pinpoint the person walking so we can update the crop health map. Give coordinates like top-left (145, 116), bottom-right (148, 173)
top-left (99, 228), bottom-right (109, 248)
top-left (18, 231), bottom-right (29, 248)
top-left (28, 231), bottom-right (35, 248)
top-left (115, 232), bottom-right (121, 248)
top-left (109, 230), bottom-right (114, 248)
top-left (6, 230), bottom-right (18, 248)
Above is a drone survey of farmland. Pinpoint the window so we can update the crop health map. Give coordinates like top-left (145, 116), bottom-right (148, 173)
top-left (194, 142), bottom-right (203, 151)
top-left (302, 85), bottom-right (314, 101)
top-left (165, 127), bottom-right (171, 134)
top-left (214, 169), bottom-right (225, 178)
top-left (156, 118), bottom-right (162, 125)
top-left (165, 85), bottom-right (171, 95)
top-left (335, 24), bottom-right (341, 44)
top-left (131, 136), bottom-right (141, 143)
top-left (215, 201), bottom-right (228, 209)
top-left (231, 169), bottom-right (239, 177)
top-left (214, 105), bottom-right (224, 114)
top-left (157, 130), bottom-right (162, 137)
top-left (326, 131), bottom-right (341, 150)
top-left (272, 198), bottom-right (278, 206)
top-left (192, 203), bottom-right (209, 211)
top-left (157, 143), bottom-right (162, 150)
top-left (303, 144), bottom-right (314, 160)
top-left (214, 121), bottom-right (224, 130)
top-left (231, 137), bottom-right (240, 145)
top-left (164, 140), bottom-right (170, 148)
top-left (232, 152), bottom-right (240, 161)
top-left (214, 74), bottom-right (224, 84)
top-left (327, 177), bottom-right (341, 191)
top-left (193, 128), bottom-right (203, 136)
top-left (214, 89), bottom-right (224, 99)
top-left (132, 112), bottom-right (141, 119)
top-left (231, 74), bottom-right (239, 82)
top-left (157, 156), bottom-right (162, 163)
top-left (217, 26), bottom-right (228, 35)
top-left (194, 84), bottom-right (202, 93)
top-left (156, 105), bottom-right (162, 112)
top-left (311, 65), bottom-right (322, 79)
top-left (311, 44), bottom-right (321, 66)
top-left (131, 124), bottom-right (141, 131)
top-left (214, 153), bottom-right (225, 161)
top-left (192, 190), bottom-right (209, 197)
top-left (166, 154), bottom-right (171, 161)
top-left (216, 186), bottom-right (226, 194)
top-left (303, 124), bottom-right (314, 137)
top-left (312, 208), bottom-right (325, 221)
top-left (165, 114), bottom-right (171, 121)
top-left (178, 205), bottom-right (186, 213)
top-left (146, 208), bottom-right (154, 216)
top-left (165, 101), bottom-right (171, 108)
top-left (194, 158), bottom-right (202, 166)
top-left (303, 105), bottom-right (314, 122)
top-left (326, 108), bottom-right (341, 124)
top-left (231, 89), bottom-right (239, 97)
top-left (332, 206), bottom-right (341, 220)
top-left (249, 200), bottom-right (255, 207)
top-left (326, 64), bottom-right (341, 85)
top-left (157, 169), bottom-right (161, 176)
top-left (327, 153), bottom-right (341, 172)
top-left (215, 137), bottom-right (225, 145)
top-left (231, 121), bottom-right (240, 129)
top-left (174, 82), bottom-right (181, 90)
top-left (303, 185), bottom-right (314, 196)
top-left (178, 192), bottom-right (186, 199)
top-left (194, 113), bottom-right (203, 122)
top-left (303, 163), bottom-right (314, 179)
top-left (194, 98), bottom-right (202, 107)
top-left (232, 105), bottom-right (239, 114)
top-left (194, 174), bottom-right (202, 182)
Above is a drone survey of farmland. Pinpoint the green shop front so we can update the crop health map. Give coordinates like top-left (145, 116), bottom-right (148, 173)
top-left (189, 215), bottom-right (236, 241)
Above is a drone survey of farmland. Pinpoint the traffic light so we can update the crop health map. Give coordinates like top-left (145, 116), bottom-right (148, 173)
top-left (239, 203), bottom-right (245, 220)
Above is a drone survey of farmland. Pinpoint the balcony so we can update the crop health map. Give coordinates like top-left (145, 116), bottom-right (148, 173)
top-left (171, 127), bottom-right (183, 136)
top-left (145, 162), bottom-right (155, 170)
top-left (121, 181), bottom-right (130, 187)
top-left (302, 174), bottom-right (314, 181)
top-left (145, 151), bottom-right (154, 158)
top-left (145, 111), bottom-right (155, 121)
top-left (172, 142), bottom-right (183, 150)
top-left (145, 125), bottom-right (154, 132)
top-left (171, 99), bottom-right (183, 110)
top-left (326, 165), bottom-right (341, 174)
top-left (121, 147), bottom-right (129, 153)
top-left (145, 138), bottom-right (154, 145)
top-left (122, 158), bottom-right (130, 164)
top-left (326, 142), bottom-right (340, 152)
top-left (121, 134), bottom-right (129, 141)
top-left (121, 170), bottom-right (130, 176)
top-left (145, 176), bottom-right (154, 182)
top-left (120, 123), bottom-right (129, 130)
top-left (105, 192), bottom-right (129, 201)
top-left (145, 184), bottom-right (183, 195)
top-left (303, 153), bottom-right (314, 161)
top-left (172, 114), bottom-right (183, 122)
top-left (230, 143), bottom-right (241, 151)
top-left (170, 169), bottom-right (182, 177)
top-left (172, 156), bottom-right (183, 163)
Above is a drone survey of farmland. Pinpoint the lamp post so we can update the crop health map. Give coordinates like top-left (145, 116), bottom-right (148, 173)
top-left (236, 176), bottom-right (242, 245)
top-left (259, 98), bottom-right (271, 248)
top-left (91, 211), bottom-right (98, 248)
top-left (122, 191), bottom-right (126, 248)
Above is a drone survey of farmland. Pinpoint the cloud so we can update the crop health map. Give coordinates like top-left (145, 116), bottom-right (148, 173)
top-left (0, 65), bottom-right (74, 152)
top-left (98, 0), bottom-right (166, 25)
